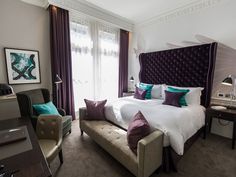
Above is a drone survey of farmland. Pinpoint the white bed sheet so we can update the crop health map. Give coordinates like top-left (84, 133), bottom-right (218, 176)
top-left (105, 96), bottom-right (205, 155)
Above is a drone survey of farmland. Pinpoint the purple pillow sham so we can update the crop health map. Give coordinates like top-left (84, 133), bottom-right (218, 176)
top-left (127, 111), bottom-right (151, 154)
top-left (84, 99), bottom-right (107, 120)
top-left (134, 86), bottom-right (147, 100)
top-left (162, 90), bottom-right (185, 107)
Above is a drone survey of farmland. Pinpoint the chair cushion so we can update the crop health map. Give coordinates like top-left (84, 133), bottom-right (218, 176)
top-left (38, 139), bottom-right (58, 160)
top-left (33, 101), bottom-right (60, 115)
top-left (81, 120), bottom-right (138, 175)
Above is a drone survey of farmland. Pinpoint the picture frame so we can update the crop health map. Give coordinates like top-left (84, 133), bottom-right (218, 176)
top-left (4, 48), bottom-right (41, 84)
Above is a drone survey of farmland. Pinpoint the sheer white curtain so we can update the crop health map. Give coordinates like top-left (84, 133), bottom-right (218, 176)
top-left (97, 24), bottom-right (119, 101)
top-left (70, 18), bottom-right (119, 112)
top-left (71, 20), bottom-right (94, 111)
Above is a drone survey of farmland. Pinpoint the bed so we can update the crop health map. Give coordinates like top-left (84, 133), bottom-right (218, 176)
top-left (105, 42), bottom-right (218, 171)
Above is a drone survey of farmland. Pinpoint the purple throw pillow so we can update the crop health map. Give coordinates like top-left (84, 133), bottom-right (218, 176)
top-left (134, 86), bottom-right (147, 100)
top-left (84, 99), bottom-right (107, 120)
top-left (127, 111), bottom-right (151, 154)
top-left (162, 90), bottom-right (185, 107)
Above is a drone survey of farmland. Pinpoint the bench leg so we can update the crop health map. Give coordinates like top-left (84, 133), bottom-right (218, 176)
top-left (59, 149), bottom-right (63, 164)
top-left (81, 130), bottom-right (84, 136)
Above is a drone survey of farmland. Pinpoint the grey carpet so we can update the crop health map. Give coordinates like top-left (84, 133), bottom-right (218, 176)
top-left (51, 120), bottom-right (236, 177)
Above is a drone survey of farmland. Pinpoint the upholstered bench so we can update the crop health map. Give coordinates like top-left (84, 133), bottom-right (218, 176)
top-left (79, 108), bottom-right (163, 177)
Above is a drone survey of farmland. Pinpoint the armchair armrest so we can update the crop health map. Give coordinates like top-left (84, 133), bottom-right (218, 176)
top-left (79, 107), bottom-right (88, 121)
top-left (137, 130), bottom-right (163, 177)
top-left (57, 108), bottom-right (66, 116)
top-left (36, 115), bottom-right (63, 146)
top-left (32, 115), bottom-right (38, 127)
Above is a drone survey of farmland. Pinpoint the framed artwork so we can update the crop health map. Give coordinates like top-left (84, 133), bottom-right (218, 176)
top-left (4, 48), bottom-right (41, 84)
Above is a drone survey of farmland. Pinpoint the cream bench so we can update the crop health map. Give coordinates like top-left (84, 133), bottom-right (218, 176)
top-left (79, 108), bottom-right (163, 177)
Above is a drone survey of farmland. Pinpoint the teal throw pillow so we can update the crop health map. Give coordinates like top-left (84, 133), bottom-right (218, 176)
top-left (138, 83), bottom-right (154, 99)
top-left (33, 101), bottom-right (60, 115)
top-left (167, 87), bottom-right (190, 106)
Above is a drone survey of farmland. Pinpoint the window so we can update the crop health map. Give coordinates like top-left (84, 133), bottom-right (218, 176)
top-left (70, 18), bottom-right (119, 112)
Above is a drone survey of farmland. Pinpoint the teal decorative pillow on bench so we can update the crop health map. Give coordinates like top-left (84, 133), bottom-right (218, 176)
top-left (33, 101), bottom-right (60, 115)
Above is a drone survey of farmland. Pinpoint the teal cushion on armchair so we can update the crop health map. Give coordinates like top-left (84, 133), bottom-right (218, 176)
top-left (33, 101), bottom-right (60, 115)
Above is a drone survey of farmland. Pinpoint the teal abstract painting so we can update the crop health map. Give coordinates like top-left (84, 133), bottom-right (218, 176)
top-left (5, 48), bottom-right (41, 84)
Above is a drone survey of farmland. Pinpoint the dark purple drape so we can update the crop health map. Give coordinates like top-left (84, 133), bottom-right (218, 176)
top-left (118, 29), bottom-right (129, 97)
top-left (49, 5), bottom-right (75, 120)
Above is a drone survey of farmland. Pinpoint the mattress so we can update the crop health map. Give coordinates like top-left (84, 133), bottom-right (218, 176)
top-left (105, 96), bottom-right (205, 155)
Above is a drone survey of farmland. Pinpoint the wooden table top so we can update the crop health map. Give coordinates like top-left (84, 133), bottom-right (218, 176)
top-left (0, 118), bottom-right (51, 177)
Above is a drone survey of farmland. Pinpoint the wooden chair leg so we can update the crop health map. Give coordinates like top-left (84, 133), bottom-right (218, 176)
top-left (59, 149), bottom-right (63, 164)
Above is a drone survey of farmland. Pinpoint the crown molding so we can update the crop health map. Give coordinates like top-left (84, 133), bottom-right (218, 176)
top-left (135, 0), bottom-right (228, 29)
top-left (48, 0), bottom-right (134, 31)
top-left (21, 0), bottom-right (48, 8)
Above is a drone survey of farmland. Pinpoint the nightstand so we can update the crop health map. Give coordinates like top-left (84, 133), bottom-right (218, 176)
top-left (122, 91), bottom-right (134, 97)
top-left (205, 105), bottom-right (236, 149)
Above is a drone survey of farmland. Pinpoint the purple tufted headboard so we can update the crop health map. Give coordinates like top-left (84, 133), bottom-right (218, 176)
top-left (139, 42), bottom-right (217, 107)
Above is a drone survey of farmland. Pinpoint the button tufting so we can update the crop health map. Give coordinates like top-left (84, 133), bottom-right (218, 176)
top-left (139, 43), bottom-right (216, 107)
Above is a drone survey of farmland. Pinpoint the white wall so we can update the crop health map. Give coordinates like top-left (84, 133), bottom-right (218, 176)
top-left (129, 0), bottom-right (236, 138)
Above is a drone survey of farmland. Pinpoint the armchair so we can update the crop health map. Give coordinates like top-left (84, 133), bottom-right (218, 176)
top-left (16, 88), bottom-right (72, 136)
top-left (37, 114), bottom-right (63, 164)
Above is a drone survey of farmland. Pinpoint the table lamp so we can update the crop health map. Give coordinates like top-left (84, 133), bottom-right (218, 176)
top-left (222, 75), bottom-right (236, 106)
top-left (129, 76), bottom-right (135, 92)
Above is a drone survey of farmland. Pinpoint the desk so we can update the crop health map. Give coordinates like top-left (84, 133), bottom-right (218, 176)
top-left (206, 106), bottom-right (236, 149)
top-left (0, 118), bottom-right (51, 177)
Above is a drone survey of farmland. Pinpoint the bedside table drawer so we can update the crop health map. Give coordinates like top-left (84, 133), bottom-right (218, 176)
top-left (207, 109), bottom-right (236, 120)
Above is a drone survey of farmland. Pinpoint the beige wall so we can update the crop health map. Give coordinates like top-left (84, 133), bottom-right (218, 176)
top-left (0, 0), bottom-right (51, 120)
top-left (0, 0), bottom-right (51, 93)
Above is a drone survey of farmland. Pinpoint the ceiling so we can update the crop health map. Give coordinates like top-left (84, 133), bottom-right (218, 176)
top-left (81, 0), bottom-right (198, 24)
top-left (21, 0), bottom-right (200, 24)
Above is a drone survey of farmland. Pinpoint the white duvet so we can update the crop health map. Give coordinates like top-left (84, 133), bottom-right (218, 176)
top-left (104, 96), bottom-right (205, 155)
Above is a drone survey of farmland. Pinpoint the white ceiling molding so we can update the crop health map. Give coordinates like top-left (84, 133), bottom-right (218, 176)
top-left (21, 0), bottom-right (48, 8)
top-left (48, 0), bottom-right (134, 32)
top-left (135, 0), bottom-right (227, 29)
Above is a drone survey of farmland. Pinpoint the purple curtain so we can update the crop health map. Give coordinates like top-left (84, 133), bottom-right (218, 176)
top-left (118, 29), bottom-right (129, 97)
top-left (49, 5), bottom-right (75, 120)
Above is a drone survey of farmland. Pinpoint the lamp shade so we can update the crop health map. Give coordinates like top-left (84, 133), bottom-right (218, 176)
top-left (55, 74), bottom-right (62, 84)
top-left (222, 76), bottom-right (233, 86)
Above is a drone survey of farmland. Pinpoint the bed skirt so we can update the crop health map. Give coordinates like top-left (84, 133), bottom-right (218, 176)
top-left (162, 127), bottom-right (204, 172)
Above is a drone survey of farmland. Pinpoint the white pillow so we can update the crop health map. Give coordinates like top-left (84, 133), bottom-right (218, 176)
top-left (185, 87), bottom-right (204, 105)
top-left (151, 84), bottom-right (162, 99)
top-left (162, 85), bottom-right (204, 105)
top-left (161, 84), bottom-right (167, 99)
